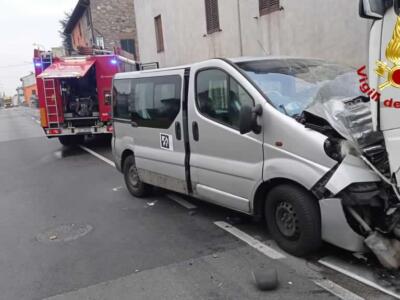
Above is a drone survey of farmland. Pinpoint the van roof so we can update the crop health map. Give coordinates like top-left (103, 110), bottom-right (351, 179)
top-left (114, 56), bottom-right (322, 79)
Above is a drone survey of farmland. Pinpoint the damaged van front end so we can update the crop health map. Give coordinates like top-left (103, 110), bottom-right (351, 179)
top-left (304, 95), bottom-right (400, 269)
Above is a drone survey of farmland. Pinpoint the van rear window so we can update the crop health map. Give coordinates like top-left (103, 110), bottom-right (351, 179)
top-left (113, 75), bottom-right (182, 129)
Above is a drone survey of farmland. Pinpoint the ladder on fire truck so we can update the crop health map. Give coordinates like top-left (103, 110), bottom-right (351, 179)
top-left (39, 53), bottom-right (60, 128)
top-left (43, 78), bottom-right (60, 128)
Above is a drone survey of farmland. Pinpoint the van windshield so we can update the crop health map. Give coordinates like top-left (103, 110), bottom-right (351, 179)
top-left (236, 59), bottom-right (362, 118)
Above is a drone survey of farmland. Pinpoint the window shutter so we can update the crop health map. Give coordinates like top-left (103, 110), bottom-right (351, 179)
top-left (205, 0), bottom-right (220, 34)
top-left (259, 0), bottom-right (280, 16)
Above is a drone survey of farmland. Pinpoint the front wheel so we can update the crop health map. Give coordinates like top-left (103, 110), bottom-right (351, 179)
top-left (264, 184), bottom-right (322, 256)
top-left (123, 155), bottom-right (151, 197)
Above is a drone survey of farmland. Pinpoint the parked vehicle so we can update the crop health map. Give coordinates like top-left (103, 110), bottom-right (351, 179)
top-left (3, 97), bottom-right (12, 108)
top-left (33, 48), bottom-right (140, 146)
top-left (112, 57), bottom-right (400, 267)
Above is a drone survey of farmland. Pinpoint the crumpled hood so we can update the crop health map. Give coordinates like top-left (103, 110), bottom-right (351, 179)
top-left (304, 96), bottom-right (378, 151)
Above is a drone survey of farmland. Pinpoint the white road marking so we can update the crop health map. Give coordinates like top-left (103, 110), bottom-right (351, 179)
top-left (215, 222), bottom-right (365, 299)
top-left (167, 193), bottom-right (197, 210)
top-left (214, 221), bottom-right (285, 260)
top-left (319, 258), bottom-right (400, 300)
top-left (313, 279), bottom-right (365, 300)
top-left (79, 145), bottom-right (115, 167)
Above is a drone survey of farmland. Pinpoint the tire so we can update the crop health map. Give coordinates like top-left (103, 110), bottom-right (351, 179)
top-left (264, 184), bottom-right (322, 256)
top-left (123, 155), bottom-right (151, 197)
top-left (59, 135), bottom-right (84, 146)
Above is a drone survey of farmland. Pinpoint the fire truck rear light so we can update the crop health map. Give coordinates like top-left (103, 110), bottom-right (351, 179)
top-left (40, 108), bottom-right (48, 128)
top-left (48, 129), bottom-right (61, 135)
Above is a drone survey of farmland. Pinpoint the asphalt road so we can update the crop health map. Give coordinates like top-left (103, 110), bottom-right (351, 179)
top-left (0, 107), bottom-right (395, 300)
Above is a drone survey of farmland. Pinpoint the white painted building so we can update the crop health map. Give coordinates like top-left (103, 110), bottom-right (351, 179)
top-left (134, 0), bottom-right (370, 68)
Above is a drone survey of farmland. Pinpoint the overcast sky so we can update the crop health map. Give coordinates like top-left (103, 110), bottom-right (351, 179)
top-left (0, 0), bottom-right (78, 96)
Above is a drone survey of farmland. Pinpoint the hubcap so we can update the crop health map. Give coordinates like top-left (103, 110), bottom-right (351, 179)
top-left (128, 165), bottom-right (139, 187)
top-left (275, 201), bottom-right (299, 238)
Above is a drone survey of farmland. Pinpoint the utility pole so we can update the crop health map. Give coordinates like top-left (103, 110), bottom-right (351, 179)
top-left (237, 0), bottom-right (244, 56)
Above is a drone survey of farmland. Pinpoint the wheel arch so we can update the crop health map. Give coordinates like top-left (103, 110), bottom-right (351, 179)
top-left (252, 178), bottom-right (317, 221)
top-left (121, 149), bottom-right (134, 172)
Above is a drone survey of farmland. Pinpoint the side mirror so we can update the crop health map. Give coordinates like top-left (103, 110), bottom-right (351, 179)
top-left (239, 104), bottom-right (262, 135)
top-left (359, 0), bottom-right (387, 20)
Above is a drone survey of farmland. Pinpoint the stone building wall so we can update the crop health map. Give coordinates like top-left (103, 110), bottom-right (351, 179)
top-left (90, 0), bottom-right (139, 59)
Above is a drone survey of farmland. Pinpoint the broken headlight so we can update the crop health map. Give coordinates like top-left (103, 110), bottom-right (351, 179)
top-left (324, 138), bottom-right (356, 162)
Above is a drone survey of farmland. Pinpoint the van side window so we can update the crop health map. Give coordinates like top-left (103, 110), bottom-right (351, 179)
top-left (131, 76), bottom-right (181, 129)
top-left (113, 79), bottom-right (132, 119)
top-left (196, 69), bottom-right (254, 129)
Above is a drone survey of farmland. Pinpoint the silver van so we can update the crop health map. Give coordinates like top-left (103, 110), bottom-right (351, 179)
top-left (112, 57), bottom-right (400, 261)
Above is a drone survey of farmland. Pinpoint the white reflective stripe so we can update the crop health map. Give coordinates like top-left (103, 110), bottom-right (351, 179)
top-left (79, 146), bottom-right (115, 167)
top-left (214, 221), bottom-right (285, 259)
top-left (313, 279), bottom-right (365, 300)
top-left (319, 258), bottom-right (400, 300)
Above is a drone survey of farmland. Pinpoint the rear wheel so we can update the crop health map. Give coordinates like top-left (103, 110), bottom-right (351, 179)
top-left (264, 184), bottom-right (321, 256)
top-left (58, 135), bottom-right (84, 146)
top-left (123, 155), bottom-right (151, 197)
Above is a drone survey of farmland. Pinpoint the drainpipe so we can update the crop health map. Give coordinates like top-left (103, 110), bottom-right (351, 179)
top-left (88, 5), bottom-right (95, 47)
top-left (237, 0), bottom-right (244, 56)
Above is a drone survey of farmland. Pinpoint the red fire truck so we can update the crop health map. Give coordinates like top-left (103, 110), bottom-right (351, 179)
top-left (33, 49), bottom-right (139, 146)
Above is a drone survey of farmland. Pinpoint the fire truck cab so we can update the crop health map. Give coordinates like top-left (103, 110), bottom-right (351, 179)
top-left (33, 49), bottom-right (140, 145)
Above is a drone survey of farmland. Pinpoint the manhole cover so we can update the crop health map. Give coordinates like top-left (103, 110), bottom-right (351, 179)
top-left (36, 224), bottom-right (93, 243)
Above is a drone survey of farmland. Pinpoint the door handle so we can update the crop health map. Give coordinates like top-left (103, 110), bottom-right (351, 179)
top-left (175, 121), bottom-right (182, 140)
top-left (192, 121), bottom-right (199, 141)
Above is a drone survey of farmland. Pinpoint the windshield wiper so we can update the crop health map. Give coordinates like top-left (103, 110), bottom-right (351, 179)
top-left (279, 104), bottom-right (289, 116)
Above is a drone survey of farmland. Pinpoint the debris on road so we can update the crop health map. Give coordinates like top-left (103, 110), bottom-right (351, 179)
top-left (112, 186), bottom-right (123, 192)
top-left (252, 268), bottom-right (279, 291)
top-left (226, 215), bottom-right (245, 225)
top-left (146, 200), bottom-right (158, 207)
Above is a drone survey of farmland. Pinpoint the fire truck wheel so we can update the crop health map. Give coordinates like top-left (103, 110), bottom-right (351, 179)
top-left (58, 135), bottom-right (85, 146)
top-left (264, 184), bottom-right (321, 257)
top-left (123, 155), bottom-right (151, 198)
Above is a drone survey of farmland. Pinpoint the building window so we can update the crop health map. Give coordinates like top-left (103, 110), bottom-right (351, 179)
top-left (154, 15), bottom-right (164, 53)
top-left (259, 0), bottom-right (280, 16)
top-left (121, 39), bottom-right (136, 55)
top-left (96, 36), bottom-right (105, 49)
top-left (205, 0), bottom-right (220, 34)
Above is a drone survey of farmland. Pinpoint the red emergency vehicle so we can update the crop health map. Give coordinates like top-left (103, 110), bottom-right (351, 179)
top-left (33, 49), bottom-right (139, 146)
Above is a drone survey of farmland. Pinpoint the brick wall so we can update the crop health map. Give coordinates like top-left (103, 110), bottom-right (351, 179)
top-left (90, 0), bottom-right (139, 59)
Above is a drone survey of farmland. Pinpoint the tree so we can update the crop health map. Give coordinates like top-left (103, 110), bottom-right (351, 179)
top-left (59, 12), bottom-right (73, 55)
